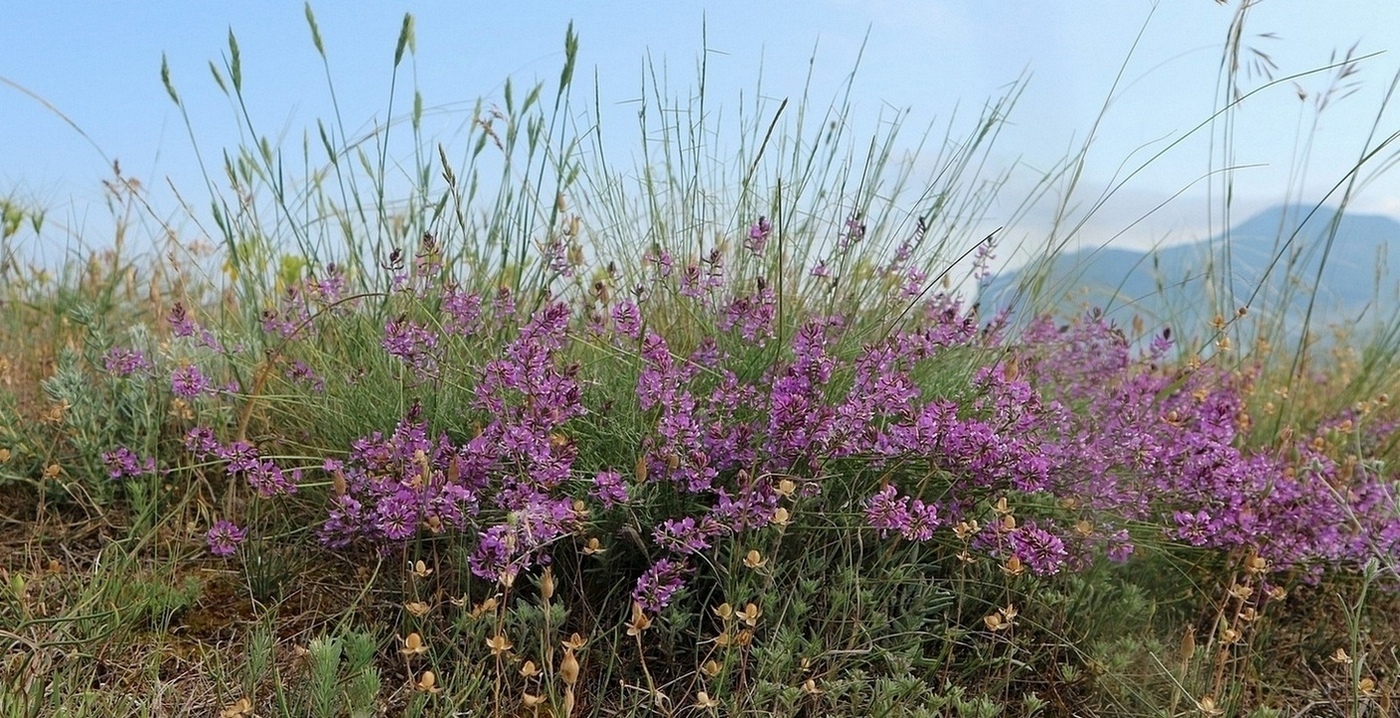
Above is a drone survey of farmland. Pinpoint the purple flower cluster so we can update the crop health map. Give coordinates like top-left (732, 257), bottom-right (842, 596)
top-left (382, 317), bottom-right (440, 379)
top-left (632, 558), bottom-right (690, 614)
top-left (171, 364), bottom-right (210, 398)
top-left (103, 347), bottom-right (151, 376)
top-left (865, 485), bottom-right (942, 542)
top-left (102, 446), bottom-right (157, 479)
top-left (183, 427), bottom-right (300, 497)
top-left (206, 519), bottom-right (247, 557)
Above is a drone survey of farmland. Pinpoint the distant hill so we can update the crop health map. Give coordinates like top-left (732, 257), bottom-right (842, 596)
top-left (981, 205), bottom-right (1400, 341)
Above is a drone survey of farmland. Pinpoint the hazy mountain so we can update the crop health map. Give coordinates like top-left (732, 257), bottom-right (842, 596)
top-left (982, 205), bottom-right (1400, 340)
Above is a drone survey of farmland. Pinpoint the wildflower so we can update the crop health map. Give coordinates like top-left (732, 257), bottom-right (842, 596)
top-left (218, 697), bottom-right (253, 718)
top-left (559, 648), bottom-right (579, 686)
top-left (486, 634), bottom-right (513, 657)
top-left (736, 602), bottom-right (762, 627)
top-left (400, 632), bottom-right (428, 657)
top-left (745, 216), bottom-right (772, 255)
top-left (743, 549), bottom-right (766, 569)
top-left (626, 602), bottom-right (652, 636)
top-left (631, 559), bottom-right (689, 613)
top-left (1196, 696), bottom-right (1224, 716)
top-left (1006, 523), bottom-right (1068, 575)
top-left (701, 659), bottom-right (721, 677)
top-left (519, 660), bottom-right (540, 678)
top-left (171, 364), bottom-right (209, 398)
top-left (414, 670), bottom-right (442, 694)
top-left (206, 520), bottom-right (247, 557)
top-left (404, 601), bottom-right (431, 618)
top-left (695, 691), bottom-right (719, 709)
top-left (582, 537), bottom-right (605, 555)
top-left (590, 469), bottom-right (628, 507)
top-left (103, 347), bottom-right (151, 376)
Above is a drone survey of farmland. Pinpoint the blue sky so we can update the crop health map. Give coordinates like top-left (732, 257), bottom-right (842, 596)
top-left (3, 1), bottom-right (1399, 266)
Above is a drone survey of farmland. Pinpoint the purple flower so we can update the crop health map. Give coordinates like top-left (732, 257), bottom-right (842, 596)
top-left (171, 365), bottom-right (209, 398)
top-left (183, 426), bottom-right (220, 458)
top-left (652, 516), bottom-right (724, 555)
top-left (382, 318), bottom-right (440, 378)
top-left (632, 558), bottom-right (690, 613)
top-left (865, 485), bottom-right (911, 539)
top-left (206, 520), bottom-right (247, 556)
top-left (1007, 523), bottom-right (1069, 575)
top-left (101, 446), bottom-right (156, 479)
top-left (103, 347), bottom-right (150, 376)
top-left (590, 470), bottom-right (628, 508)
top-left (284, 361), bottom-right (325, 392)
top-left (745, 216), bottom-right (772, 255)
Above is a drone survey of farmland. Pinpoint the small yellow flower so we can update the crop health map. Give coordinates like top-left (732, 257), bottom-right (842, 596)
top-left (736, 602), bottom-right (761, 627)
top-left (42, 463), bottom-right (60, 479)
top-left (218, 697), bottom-right (254, 718)
top-left (1359, 677), bottom-right (1378, 696)
top-left (1218, 627), bottom-right (1241, 645)
top-left (583, 537), bottom-right (605, 555)
top-left (1196, 695), bottom-right (1223, 716)
top-left (561, 632), bottom-right (586, 650)
top-left (519, 660), bottom-right (540, 678)
top-left (953, 520), bottom-right (980, 541)
top-left (539, 567), bottom-right (555, 601)
top-left (695, 691), bottom-right (719, 709)
top-left (992, 496), bottom-right (1011, 515)
top-left (776, 478), bottom-right (797, 497)
top-left (521, 692), bottom-right (546, 708)
top-left (1000, 514), bottom-right (1016, 532)
top-left (400, 632), bottom-right (428, 657)
top-left (743, 549), bottom-right (766, 569)
top-left (559, 648), bottom-right (580, 686)
top-left (701, 659), bottom-right (721, 677)
top-left (734, 629), bottom-right (754, 647)
top-left (1227, 583), bottom-right (1251, 601)
top-left (410, 560), bottom-right (433, 579)
top-left (626, 602), bottom-right (652, 636)
top-left (713, 602), bottom-right (734, 621)
top-left (772, 507), bottom-right (791, 526)
top-left (1331, 647), bottom-right (1353, 665)
top-left (414, 670), bottom-right (442, 694)
top-left (802, 678), bottom-right (821, 695)
top-left (0, 448), bottom-right (11, 463)
top-left (984, 604), bottom-right (1016, 631)
top-left (1001, 555), bottom-right (1025, 577)
top-left (469, 597), bottom-right (498, 620)
top-left (404, 601), bottom-right (431, 617)
top-left (486, 634), bottom-right (513, 657)
top-left (1267, 585), bottom-right (1288, 601)
top-left (1074, 520), bottom-right (1094, 537)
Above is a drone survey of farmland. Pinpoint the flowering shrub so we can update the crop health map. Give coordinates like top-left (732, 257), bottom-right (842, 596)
top-left (165, 245), bottom-right (1398, 619)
